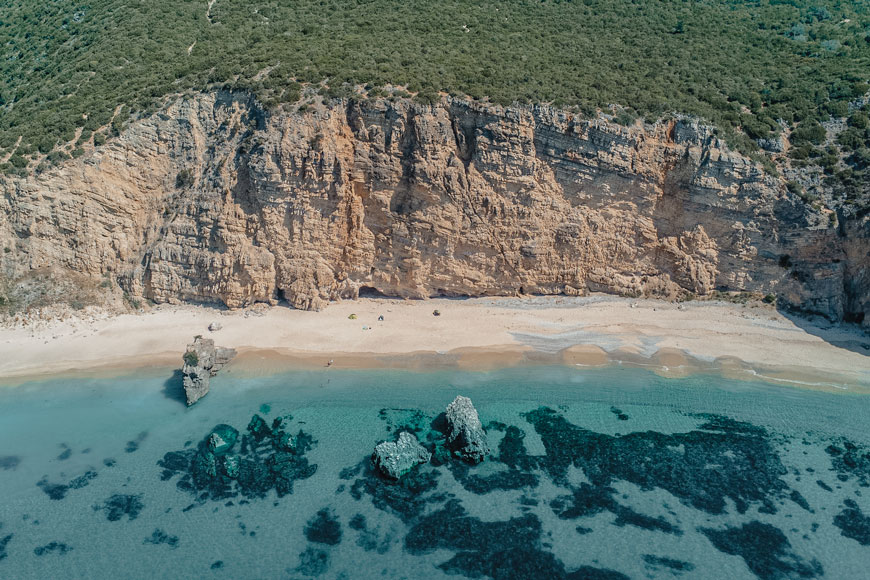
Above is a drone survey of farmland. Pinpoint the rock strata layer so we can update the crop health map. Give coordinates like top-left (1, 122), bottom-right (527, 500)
top-left (372, 431), bottom-right (432, 479)
top-left (181, 336), bottom-right (237, 405)
top-left (1, 92), bottom-right (866, 324)
top-left (446, 396), bottom-right (490, 464)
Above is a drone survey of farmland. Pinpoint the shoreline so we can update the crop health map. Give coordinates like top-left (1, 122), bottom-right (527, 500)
top-left (1, 295), bottom-right (868, 391)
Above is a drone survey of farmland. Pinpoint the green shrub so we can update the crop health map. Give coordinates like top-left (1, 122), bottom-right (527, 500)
top-left (849, 111), bottom-right (869, 130)
top-left (183, 350), bottom-right (199, 366)
top-left (792, 121), bottom-right (827, 145)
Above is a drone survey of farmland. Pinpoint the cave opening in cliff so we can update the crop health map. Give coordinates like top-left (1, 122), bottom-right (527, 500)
top-left (358, 286), bottom-right (391, 299)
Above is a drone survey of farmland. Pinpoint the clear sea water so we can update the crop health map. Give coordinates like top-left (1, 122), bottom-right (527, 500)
top-left (1, 365), bottom-right (869, 579)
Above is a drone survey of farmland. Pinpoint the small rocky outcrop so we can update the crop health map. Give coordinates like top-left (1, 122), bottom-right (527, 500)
top-left (372, 431), bottom-right (432, 479)
top-left (158, 414), bottom-right (317, 499)
top-left (181, 336), bottom-right (236, 406)
top-left (445, 396), bottom-right (490, 464)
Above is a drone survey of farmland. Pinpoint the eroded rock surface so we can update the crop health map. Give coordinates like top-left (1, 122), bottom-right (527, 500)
top-left (372, 431), bottom-right (432, 479)
top-left (445, 396), bottom-right (490, 464)
top-left (181, 336), bottom-right (236, 406)
top-left (1, 93), bottom-right (866, 324)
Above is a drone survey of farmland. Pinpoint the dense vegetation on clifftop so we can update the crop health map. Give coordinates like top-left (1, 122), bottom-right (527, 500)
top-left (1, 0), bottom-right (869, 172)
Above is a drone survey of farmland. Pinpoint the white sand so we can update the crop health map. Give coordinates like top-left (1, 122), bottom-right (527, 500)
top-left (1, 295), bottom-right (868, 389)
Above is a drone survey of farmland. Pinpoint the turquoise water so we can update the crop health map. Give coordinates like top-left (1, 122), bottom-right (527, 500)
top-left (1, 366), bottom-right (869, 579)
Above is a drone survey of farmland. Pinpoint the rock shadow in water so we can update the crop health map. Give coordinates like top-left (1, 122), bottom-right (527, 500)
top-left (161, 369), bottom-right (188, 406)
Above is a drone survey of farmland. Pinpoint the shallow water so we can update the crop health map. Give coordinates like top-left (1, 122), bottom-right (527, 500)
top-left (1, 365), bottom-right (869, 579)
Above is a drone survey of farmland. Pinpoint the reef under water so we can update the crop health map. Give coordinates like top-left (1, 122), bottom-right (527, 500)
top-left (0, 366), bottom-right (868, 579)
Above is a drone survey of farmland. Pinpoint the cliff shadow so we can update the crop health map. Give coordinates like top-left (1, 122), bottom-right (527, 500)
top-left (777, 308), bottom-right (870, 358)
top-left (162, 370), bottom-right (188, 406)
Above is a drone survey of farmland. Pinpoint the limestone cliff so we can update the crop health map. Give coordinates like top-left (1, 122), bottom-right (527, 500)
top-left (1, 92), bottom-right (867, 323)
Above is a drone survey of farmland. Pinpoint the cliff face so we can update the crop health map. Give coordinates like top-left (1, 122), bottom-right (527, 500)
top-left (1, 92), bottom-right (867, 323)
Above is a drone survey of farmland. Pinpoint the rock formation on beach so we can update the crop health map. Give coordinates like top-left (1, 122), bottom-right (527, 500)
top-left (1, 93), bottom-right (866, 324)
top-left (372, 431), bottom-right (432, 479)
top-left (181, 336), bottom-right (236, 405)
top-left (446, 395), bottom-right (490, 463)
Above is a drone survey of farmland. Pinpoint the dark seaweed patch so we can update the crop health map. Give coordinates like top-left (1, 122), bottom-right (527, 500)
top-left (347, 513), bottom-right (391, 553)
top-left (37, 470), bottom-right (98, 500)
top-left (404, 499), bottom-right (625, 580)
top-left (102, 458), bottom-right (116, 467)
top-left (378, 408), bottom-right (432, 435)
top-left (700, 521), bottom-right (822, 580)
top-left (816, 480), bottom-right (832, 492)
top-left (642, 554), bottom-right (694, 574)
top-left (550, 483), bottom-right (681, 535)
top-left (95, 494), bottom-right (144, 522)
top-left (33, 542), bottom-right (72, 556)
top-left (69, 470), bottom-right (97, 489)
top-left (496, 425), bottom-right (537, 472)
top-left (295, 547), bottom-right (330, 576)
top-left (789, 490), bottom-right (812, 512)
top-left (304, 509), bottom-right (342, 545)
top-left (125, 431), bottom-right (148, 453)
top-left (449, 460), bottom-right (538, 494)
top-left (524, 407), bottom-right (789, 515)
top-left (610, 407), bottom-right (629, 421)
top-left (404, 499), bottom-right (565, 580)
top-left (565, 567), bottom-right (630, 580)
top-left (825, 439), bottom-right (870, 486)
top-left (349, 460), bottom-right (444, 522)
top-left (0, 456), bottom-right (20, 471)
top-left (833, 499), bottom-right (870, 545)
top-left (36, 479), bottom-right (69, 500)
top-left (210, 560), bottom-right (224, 570)
top-left (157, 414), bottom-right (317, 503)
top-left (349, 514), bottom-right (366, 530)
top-left (144, 529), bottom-right (179, 548)
top-left (0, 532), bottom-right (11, 561)
top-left (57, 446), bottom-right (72, 461)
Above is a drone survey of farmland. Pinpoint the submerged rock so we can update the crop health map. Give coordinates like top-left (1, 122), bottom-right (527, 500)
top-left (158, 413), bottom-right (317, 502)
top-left (445, 396), bottom-right (490, 463)
top-left (181, 336), bottom-right (237, 406)
top-left (372, 431), bottom-right (432, 480)
top-left (207, 425), bottom-right (239, 455)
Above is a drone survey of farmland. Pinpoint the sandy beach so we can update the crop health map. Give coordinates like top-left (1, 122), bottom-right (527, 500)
top-left (1, 295), bottom-right (868, 390)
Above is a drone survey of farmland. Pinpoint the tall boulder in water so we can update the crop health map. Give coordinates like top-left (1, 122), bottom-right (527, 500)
top-left (445, 396), bottom-right (490, 463)
top-left (371, 431), bottom-right (432, 479)
top-left (181, 336), bottom-right (237, 405)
